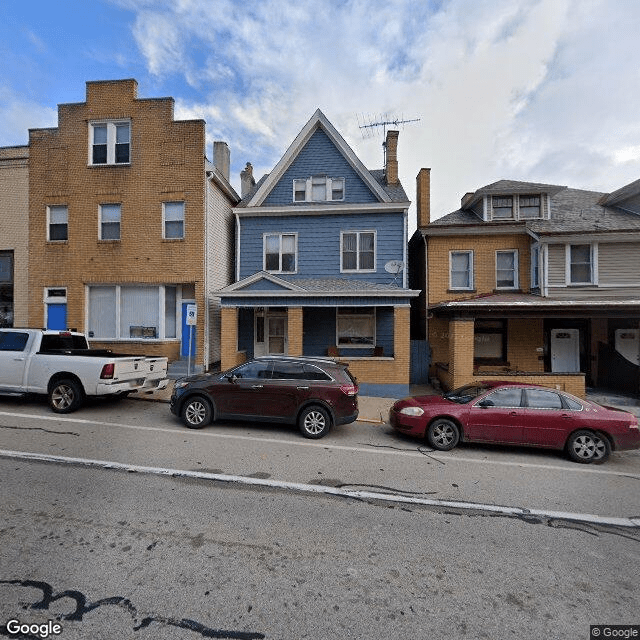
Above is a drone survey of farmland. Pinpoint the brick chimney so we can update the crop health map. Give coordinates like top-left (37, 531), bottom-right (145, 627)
top-left (384, 130), bottom-right (399, 186)
top-left (240, 162), bottom-right (256, 198)
top-left (416, 168), bottom-right (431, 228)
top-left (213, 141), bottom-right (230, 181)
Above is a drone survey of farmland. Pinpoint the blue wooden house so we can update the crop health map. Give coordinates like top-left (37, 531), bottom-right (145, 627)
top-left (217, 110), bottom-right (419, 397)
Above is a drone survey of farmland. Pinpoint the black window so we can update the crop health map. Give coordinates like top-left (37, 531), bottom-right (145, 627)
top-left (303, 364), bottom-right (332, 381)
top-left (234, 361), bottom-right (272, 379)
top-left (0, 331), bottom-right (28, 351)
top-left (480, 388), bottom-right (523, 408)
top-left (271, 361), bottom-right (306, 380)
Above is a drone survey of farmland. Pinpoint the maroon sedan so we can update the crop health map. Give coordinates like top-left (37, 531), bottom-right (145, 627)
top-left (389, 382), bottom-right (640, 463)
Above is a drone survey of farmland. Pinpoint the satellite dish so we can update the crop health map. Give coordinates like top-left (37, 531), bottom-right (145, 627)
top-left (384, 260), bottom-right (404, 274)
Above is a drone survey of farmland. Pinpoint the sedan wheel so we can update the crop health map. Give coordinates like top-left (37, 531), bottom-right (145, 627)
top-left (299, 406), bottom-right (331, 439)
top-left (567, 430), bottom-right (610, 464)
top-left (181, 396), bottom-right (212, 429)
top-left (427, 418), bottom-right (460, 451)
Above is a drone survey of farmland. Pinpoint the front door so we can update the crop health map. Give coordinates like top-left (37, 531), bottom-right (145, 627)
top-left (615, 328), bottom-right (640, 365)
top-left (254, 309), bottom-right (287, 356)
top-left (0, 330), bottom-right (30, 389)
top-left (551, 328), bottom-right (580, 372)
top-left (46, 303), bottom-right (67, 330)
top-left (466, 387), bottom-right (525, 444)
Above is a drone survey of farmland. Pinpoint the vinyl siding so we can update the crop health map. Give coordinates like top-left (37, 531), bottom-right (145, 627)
top-left (262, 128), bottom-right (379, 206)
top-left (599, 242), bottom-right (640, 286)
top-left (238, 212), bottom-right (405, 282)
top-left (546, 244), bottom-right (566, 287)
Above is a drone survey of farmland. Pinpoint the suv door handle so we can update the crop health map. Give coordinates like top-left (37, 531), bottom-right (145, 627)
top-left (296, 386), bottom-right (309, 390)
top-left (251, 384), bottom-right (263, 389)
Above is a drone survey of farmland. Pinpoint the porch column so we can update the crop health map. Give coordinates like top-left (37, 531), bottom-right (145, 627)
top-left (448, 317), bottom-right (475, 388)
top-left (288, 307), bottom-right (303, 356)
top-left (220, 307), bottom-right (240, 370)
top-left (393, 306), bottom-right (411, 383)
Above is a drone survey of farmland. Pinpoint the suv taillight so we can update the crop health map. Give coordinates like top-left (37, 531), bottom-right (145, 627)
top-left (100, 363), bottom-right (115, 379)
top-left (340, 384), bottom-right (357, 396)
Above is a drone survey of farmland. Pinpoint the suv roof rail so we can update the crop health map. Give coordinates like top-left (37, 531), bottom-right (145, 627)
top-left (254, 355), bottom-right (338, 364)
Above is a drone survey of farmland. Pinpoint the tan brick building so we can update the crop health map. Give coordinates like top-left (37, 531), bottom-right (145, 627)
top-left (410, 172), bottom-right (640, 398)
top-left (28, 79), bottom-right (239, 370)
top-left (0, 145), bottom-right (29, 327)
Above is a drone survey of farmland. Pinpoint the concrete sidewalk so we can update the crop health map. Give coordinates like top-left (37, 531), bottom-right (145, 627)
top-left (131, 380), bottom-right (438, 424)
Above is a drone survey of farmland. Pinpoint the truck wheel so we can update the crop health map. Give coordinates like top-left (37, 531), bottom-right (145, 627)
top-left (49, 379), bottom-right (84, 414)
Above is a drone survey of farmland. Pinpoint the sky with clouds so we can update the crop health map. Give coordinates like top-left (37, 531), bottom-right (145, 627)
top-left (1, 0), bottom-right (639, 227)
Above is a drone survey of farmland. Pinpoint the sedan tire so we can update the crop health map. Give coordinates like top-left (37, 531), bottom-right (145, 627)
top-left (298, 405), bottom-right (331, 439)
top-left (427, 418), bottom-right (460, 451)
top-left (181, 396), bottom-right (212, 429)
top-left (566, 429), bottom-right (610, 464)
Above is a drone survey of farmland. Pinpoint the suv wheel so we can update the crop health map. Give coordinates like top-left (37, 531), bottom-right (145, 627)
top-left (181, 396), bottom-right (212, 429)
top-left (298, 405), bottom-right (331, 439)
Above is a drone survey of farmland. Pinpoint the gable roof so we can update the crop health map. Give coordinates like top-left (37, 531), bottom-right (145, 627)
top-left (243, 109), bottom-right (393, 208)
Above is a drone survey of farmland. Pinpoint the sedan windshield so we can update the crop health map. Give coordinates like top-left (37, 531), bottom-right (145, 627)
top-left (444, 384), bottom-right (492, 404)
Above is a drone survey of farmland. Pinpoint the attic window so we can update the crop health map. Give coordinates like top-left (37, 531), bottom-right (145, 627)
top-left (519, 195), bottom-right (541, 218)
top-left (492, 196), bottom-right (513, 219)
top-left (292, 176), bottom-right (345, 202)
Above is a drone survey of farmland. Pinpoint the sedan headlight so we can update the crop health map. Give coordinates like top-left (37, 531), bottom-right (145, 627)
top-left (399, 406), bottom-right (424, 417)
top-left (174, 380), bottom-right (189, 390)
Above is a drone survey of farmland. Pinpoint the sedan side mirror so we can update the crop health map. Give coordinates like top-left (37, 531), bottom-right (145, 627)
top-left (227, 374), bottom-right (238, 383)
top-left (477, 399), bottom-right (494, 408)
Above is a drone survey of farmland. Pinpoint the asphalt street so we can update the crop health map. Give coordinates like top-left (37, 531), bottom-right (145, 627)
top-left (0, 394), bottom-right (639, 639)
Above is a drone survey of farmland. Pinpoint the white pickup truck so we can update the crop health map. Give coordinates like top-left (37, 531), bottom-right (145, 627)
top-left (0, 328), bottom-right (169, 413)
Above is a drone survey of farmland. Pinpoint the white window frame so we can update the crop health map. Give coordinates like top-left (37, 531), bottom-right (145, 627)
top-left (531, 244), bottom-right (540, 289)
top-left (336, 307), bottom-right (376, 348)
top-left (86, 284), bottom-right (181, 341)
top-left (89, 120), bottom-right (131, 166)
top-left (292, 176), bottom-right (346, 202)
top-left (99, 203), bottom-right (121, 241)
top-left (163, 201), bottom-right (185, 240)
top-left (47, 205), bottom-right (68, 242)
top-left (449, 250), bottom-right (474, 290)
top-left (491, 195), bottom-right (514, 220)
top-left (340, 230), bottom-right (376, 273)
top-left (263, 233), bottom-right (298, 274)
top-left (566, 243), bottom-right (598, 285)
top-left (495, 249), bottom-right (519, 290)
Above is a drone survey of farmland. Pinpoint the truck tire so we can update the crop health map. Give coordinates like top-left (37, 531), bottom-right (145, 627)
top-left (49, 378), bottom-right (84, 414)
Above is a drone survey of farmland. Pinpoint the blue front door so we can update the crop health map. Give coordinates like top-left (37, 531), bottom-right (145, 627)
top-left (47, 303), bottom-right (67, 330)
top-left (181, 302), bottom-right (196, 358)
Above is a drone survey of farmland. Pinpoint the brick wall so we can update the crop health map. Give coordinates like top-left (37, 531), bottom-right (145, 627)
top-left (28, 79), bottom-right (210, 365)
top-left (428, 233), bottom-right (532, 304)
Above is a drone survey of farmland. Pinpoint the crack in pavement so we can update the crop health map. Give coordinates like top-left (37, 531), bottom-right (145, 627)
top-left (0, 424), bottom-right (80, 437)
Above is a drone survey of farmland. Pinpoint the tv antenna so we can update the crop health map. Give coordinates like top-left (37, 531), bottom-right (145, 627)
top-left (357, 113), bottom-right (420, 166)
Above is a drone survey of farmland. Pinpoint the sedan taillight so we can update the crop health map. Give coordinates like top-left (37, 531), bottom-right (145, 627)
top-left (340, 384), bottom-right (357, 396)
top-left (100, 363), bottom-right (115, 379)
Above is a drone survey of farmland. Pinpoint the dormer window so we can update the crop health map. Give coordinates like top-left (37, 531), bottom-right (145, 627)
top-left (492, 196), bottom-right (513, 219)
top-left (519, 195), bottom-right (541, 218)
top-left (293, 176), bottom-right (345, 202)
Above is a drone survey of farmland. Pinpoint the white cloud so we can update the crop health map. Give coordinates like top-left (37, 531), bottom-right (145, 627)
top-left (127, 0), bottom-right (640, 224)
top-left (0, 89), bottom-right (57, 145)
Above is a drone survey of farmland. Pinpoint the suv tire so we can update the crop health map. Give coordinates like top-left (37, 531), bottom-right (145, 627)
top-left (298, 405), bottom-right (331, 439)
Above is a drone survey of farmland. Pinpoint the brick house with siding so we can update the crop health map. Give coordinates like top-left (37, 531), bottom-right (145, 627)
top-left (0, 146), bottom-right (29, 327)
top-left (217, 109), bottom-right (419, 397)
top-left (28, 79), bottom-right (239, 371)
top-left (410, 172), bottom-right (640, 398)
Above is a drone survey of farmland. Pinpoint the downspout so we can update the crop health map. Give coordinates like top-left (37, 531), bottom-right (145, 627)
top-left (403, 208), bottom-right (408, 288)
top-left (204, 170), bottom-right (211, 370)
top-left (423, 232), bottom-right (429, 340)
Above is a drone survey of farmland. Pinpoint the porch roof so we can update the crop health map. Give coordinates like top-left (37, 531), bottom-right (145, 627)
top-left (217, 271), bottom-right (420, 304)
top-left (430, 293), bottom-right (640, 317)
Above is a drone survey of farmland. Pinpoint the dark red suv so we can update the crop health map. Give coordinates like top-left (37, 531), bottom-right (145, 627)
top-left (170, 356), bottom-right (359, 438)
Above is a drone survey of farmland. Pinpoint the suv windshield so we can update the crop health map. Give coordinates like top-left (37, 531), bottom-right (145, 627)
top-left (444, 384), bottom-right (492, 404)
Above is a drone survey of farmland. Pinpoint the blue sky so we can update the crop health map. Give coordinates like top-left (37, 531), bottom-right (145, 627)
top-left (2, 0), bottom-right (640, 226)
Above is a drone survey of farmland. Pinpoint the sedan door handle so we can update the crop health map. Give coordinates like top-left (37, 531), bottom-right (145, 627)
top-left (296, 386), bottom-right (309, 390)
top-left (251, 384), bottom-right (263, 389)
top-left (509, 411), bottom-right (518, 416)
